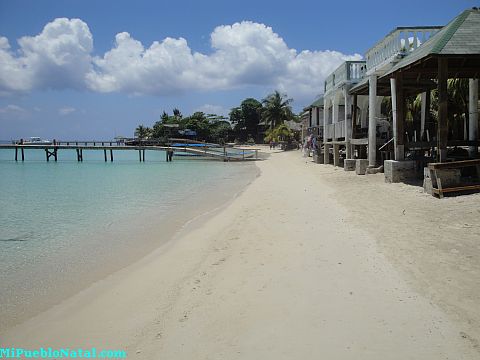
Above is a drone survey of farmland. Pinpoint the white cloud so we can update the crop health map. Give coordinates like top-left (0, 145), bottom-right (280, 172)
top-left (0, 104), bottom-right (27, 113)
top-left (0, 18), bottom-right (362, 103)
top-left (58, 106), bottom-right (76, 116)
top-left (194, 104), bottom-right (227, 116)
top-left (0, 18), bottom-right (93, 95)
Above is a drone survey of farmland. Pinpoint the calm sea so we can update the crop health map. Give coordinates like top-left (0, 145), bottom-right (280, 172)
top-left (0, 147), bottom-right (257, 331)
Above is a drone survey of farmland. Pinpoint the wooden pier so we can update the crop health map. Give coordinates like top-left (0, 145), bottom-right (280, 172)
top-left (1, 140), bottom-right (259, 162)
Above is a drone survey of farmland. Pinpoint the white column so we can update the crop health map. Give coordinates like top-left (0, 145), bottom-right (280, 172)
top-left (469, 79), bottom-right (479, 156)
top-left (333, 98), bottom-right (338, 123)
top-left (323, 97), bottom-right (330, 164)
top-left (344, 87), bottom-right (352, 159)
top-left (368, 74), bottom-right (377, 167)
top-left (420, 92), bottom-right (427, 140)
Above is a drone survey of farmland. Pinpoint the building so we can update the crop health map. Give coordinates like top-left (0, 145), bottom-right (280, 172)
top-left (320, 8), bottom-right (479, 183)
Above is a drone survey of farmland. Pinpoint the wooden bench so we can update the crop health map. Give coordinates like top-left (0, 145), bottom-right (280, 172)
top-left (427, 159), bottom-right (480, 198)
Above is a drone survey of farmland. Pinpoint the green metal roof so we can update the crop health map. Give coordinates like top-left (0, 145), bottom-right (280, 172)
top-left (303, 96), bottom-right (324, 111)
top-left (384, 8), bottom-right (480, 76)
top-left (310, 96), bottom-right (324, 108)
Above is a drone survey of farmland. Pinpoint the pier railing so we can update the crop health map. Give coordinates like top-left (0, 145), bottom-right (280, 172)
top-left (2, 140), bottom-right (259, 162)
top-left (365, 26), bottom-right (442, 74)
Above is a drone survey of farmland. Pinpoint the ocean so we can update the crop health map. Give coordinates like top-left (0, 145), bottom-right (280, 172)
top-left (0, 147), bottom-right (257, 331)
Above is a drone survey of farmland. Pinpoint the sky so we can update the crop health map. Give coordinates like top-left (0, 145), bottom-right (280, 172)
top-left (0, 0), bottom-right (476, 139)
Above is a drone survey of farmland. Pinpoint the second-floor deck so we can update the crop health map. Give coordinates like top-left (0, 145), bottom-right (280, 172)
top-left (324, 61), bottom-right (367, 95)
top-left (365, 26), bottom-right (443, 75)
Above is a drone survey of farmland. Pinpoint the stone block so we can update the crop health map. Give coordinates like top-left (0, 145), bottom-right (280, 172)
top-left (384, 160), bottom-right (415, 183)
top-left (344, 159), bottom-right (356, 171)
top-left (423, 168), bottom-right (433, 194)
top-left (313, 154), bottom-right (324, 164)
top-left (355, 159), bottom-right (369, 175)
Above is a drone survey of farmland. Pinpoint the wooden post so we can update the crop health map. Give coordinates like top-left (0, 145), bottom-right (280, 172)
top-left (143, 149), bottom-right (145, 162)
top-left (437, 58), bottom-right (448, 162)
top-left (110, 149), bottom-right (113, 162)
top-left (45, 149), bottom-right (49, 162)
top-left (77, 149), bottom-right (83, 162)
top-left (15, 147), bottom-right (18, 161)
top-left (21, 148), bottom-right (24, 161)
top-left (420, 92), bottom-right (427, 141)
top-left (333, 144), bottom-right (340, 167)
top-left (469, 79), bottom-right (479, 157)
top-left (139, 149), bottom-right (142, 162)
top-left (54, 148), bottom-right (57, 161)
top-left (104, 149), bottom-right (107, 162)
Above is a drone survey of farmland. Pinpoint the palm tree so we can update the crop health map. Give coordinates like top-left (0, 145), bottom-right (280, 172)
top-left (173, 108), bottom-right (182, 120)
top-left (261, 91), bottom-right (294, 129)
top-left (135, 125), bottom-right (151, 139)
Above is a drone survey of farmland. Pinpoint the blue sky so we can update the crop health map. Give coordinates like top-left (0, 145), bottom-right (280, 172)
top-left (0, 0), bottom-right (476, 139)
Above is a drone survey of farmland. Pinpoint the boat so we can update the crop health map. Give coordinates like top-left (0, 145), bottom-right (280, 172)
top-left (23, 137), bottom-right (53, 145)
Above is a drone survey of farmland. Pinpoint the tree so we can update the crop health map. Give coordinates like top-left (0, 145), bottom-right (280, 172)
top-left (173, 108), bottom-right (182, 120)
top-left (134, 125), bottom-right (152, 139)
top-left (261, 91), bottom-right (294, 129)
top-left (209, 120), bottom-right (232, 144)
top-left (229, 98), bottom-right (263, 142)
top-left (264, 123), bottom-right (294, 143)
top-left (182, 112), bottom-right (211, 140)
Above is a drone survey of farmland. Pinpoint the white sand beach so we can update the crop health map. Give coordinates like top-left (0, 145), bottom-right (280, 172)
top-left (2, 148), bottom-right (479, 359)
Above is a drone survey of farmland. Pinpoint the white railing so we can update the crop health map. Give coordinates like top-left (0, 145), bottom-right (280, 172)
top-left (325, 124), bottom-right (335, 139)
top-left (335, 121), bottom-right (345, 139)
top-left (365, 26), bottom-right (442, 73)
top-left (324, 61), bottom-right (367, 94)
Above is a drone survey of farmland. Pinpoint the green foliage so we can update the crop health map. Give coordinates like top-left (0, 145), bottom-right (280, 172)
top-left (134, 125), bottom-right (152, 139)
top-left (264, 123), bottom-right (294, 143)
top-left (261, 90), bottom-right (294, 129)
top-left (135, 92), bottom-right (295, 144)
top-left (229, 98), bottom-right (262, 142)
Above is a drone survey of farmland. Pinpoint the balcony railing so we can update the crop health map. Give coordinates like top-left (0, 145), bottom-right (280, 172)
top-left (325, 121), bottom-right (346, 140)
top-left (325, 124), bottom-right (335, 140)
top-left (335, 121), bottom-right (345, 139)
top-left (324, 61), bottom-right (367, 94)
top-left (365, 26), bottom-right (442, 74)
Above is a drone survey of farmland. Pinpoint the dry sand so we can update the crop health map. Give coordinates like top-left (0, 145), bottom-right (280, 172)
top-left (2, 148), bottom-right (479, 359)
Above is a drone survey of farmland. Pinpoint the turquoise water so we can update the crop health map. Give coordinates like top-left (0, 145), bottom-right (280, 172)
top-left (0, 148), bottom-right (257, 330)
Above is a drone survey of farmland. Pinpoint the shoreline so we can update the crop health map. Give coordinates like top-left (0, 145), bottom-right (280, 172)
top-left (0, 158), bottom-right (258, 333)
top-left (3, 149), bottom-right (478, 358)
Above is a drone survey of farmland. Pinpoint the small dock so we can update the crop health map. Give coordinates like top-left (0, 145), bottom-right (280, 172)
top-left (0, 140), bottom-right (259, 162)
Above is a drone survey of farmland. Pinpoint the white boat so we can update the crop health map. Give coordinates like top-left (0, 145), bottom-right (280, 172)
top-left (24, 137), bottom-right (52, 145)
